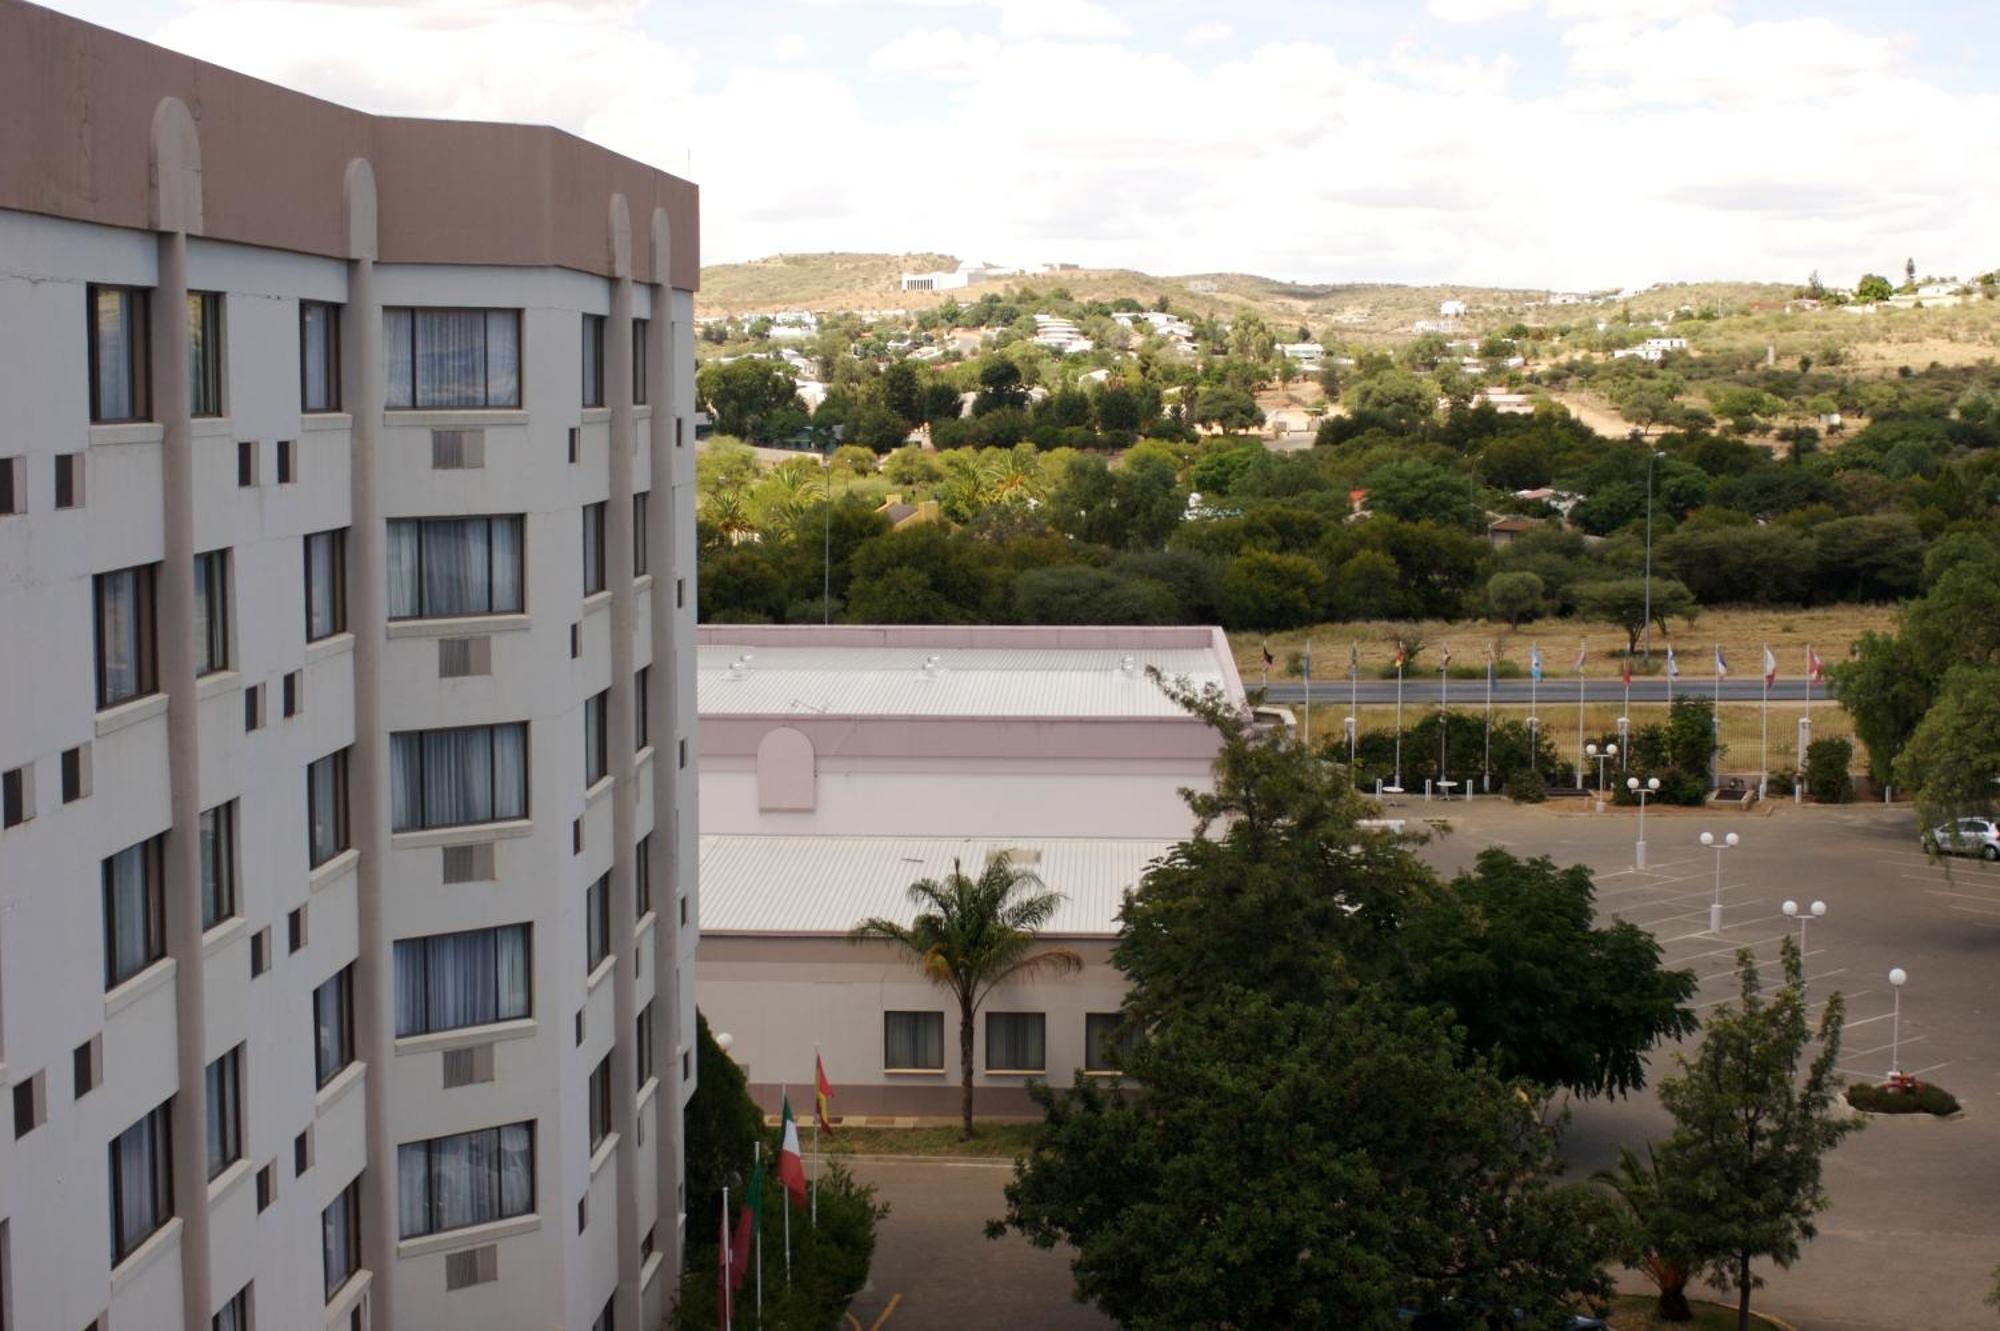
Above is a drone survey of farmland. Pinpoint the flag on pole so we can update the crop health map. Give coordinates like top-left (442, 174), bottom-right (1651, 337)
top-left (1393, 641), bottom-right (1406, 671)
top-left (1574, 640), bottom-right (1587, 673)
top-left (718, 1191), bottom-right (733, 1330)
top-left (730, 1149), bottom-right (763, 1290)
top-left (1762, 645), bottom-right (1777, 687)
top-left (1666, 646), bottom-right (1679, 678)
top-left (1808, 647), bottom-right (1824, 684)
top-left (1714, 645), bottom-right (1729, 677)
top-left (1260, 640), bottom-right (1274, 669)
top-left (1529, 644), bottom-right (1543, 681)
top-left (777, 1095), bottom-right (807, 1208)
top-left (1439, 644), bottom-right (1452, 669)
top-left (815, 1053), bottom-right (834, 1131)
top-left (1621, 656), bottom-right (1632, 687)
top-left (1303, 638), bottom-right (1313, 680)
top-left (1350, 641), bottom-right (1360, 672)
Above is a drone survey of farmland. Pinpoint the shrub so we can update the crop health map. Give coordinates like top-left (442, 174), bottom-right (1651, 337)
top-left (1805, 737), bottom-right (1855, 803)
top-left (1846, 1080), bottom-right (1959, 1116)
top-left (1509, 767), bottom-right (1548, 803)
top-left (1766, 770), bottom-right (1796, 797)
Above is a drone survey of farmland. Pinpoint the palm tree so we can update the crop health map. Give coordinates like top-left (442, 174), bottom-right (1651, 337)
top-left (1596, 1143), bottom-right (1696, 1322)
top-left (850, 855), bottom-right (1081, 1138)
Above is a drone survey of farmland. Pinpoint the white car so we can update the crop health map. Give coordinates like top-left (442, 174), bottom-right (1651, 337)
top-left (1925, 816), bottom-right (2000, 861)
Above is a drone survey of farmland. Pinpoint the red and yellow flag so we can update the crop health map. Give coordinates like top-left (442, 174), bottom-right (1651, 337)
top-left (815, 1053), bottom-right (835, 1131)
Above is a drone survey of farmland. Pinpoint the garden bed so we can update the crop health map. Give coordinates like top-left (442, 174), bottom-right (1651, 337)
top-left (1845, 1078), bottom-right (1961, 1117)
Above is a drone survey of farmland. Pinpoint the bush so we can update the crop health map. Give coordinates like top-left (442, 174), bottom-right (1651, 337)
top-left (1766, 770), bottom-right (1796, 797)
top-left (1846, 1080), bottom-right (1960, 1116)
top-left (1509, 767), bottom-right (1548, 803)
top-left (1805, 737), bottom-right (1855, 803)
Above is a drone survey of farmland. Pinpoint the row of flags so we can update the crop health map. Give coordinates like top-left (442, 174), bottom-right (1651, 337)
top-left (718, 1054), bottom-right (836, 1329)
top-left (1263, 639), bottom-right (1828, 686)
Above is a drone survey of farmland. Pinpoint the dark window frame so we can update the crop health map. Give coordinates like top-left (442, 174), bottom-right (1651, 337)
top-left (633, 318), bottom-right (649, 405)
top-left (102, 835), bottom-right (167, 990)
top-left (984, 1011), bottom-right (1047, 1073)
top-left (588, 1053), bottom-right (612, 1152)
top-left (633, 491), bottom-right (650, 577)
top-left (300, 300), bottom-right (342, 414)
top-left (307, 748), bottom-right (352, 869)
top-left (382, 306), bottom-right (522, 410)
top-left (94, 564), bottom-right (159, 710)
top-left (636, 1003), bottom-right (655, 1085)
top-left (199, 799), bottom-right (239, 930)
top-left (385, 515), bottom-right (526, 621)
top-left (194, 549), bottom-right (231, 676)
top-left (389, 722), bottom-right (530, 832)
top-left (395, 1121), bottom-right (536, 1240)
top-left (188, 291), bottom-right (225, 419)
top-left (392, 923), bottom-right (534, 1037)
top-left (581, 313), bottom-right (606, 409)
top-left (108, 1099), bottom-right (174, 1265)
top-left (304, 528), bottom-right (349, 642)
top-left (205, 1045), bottom-right (244, 1181)
top-left (635, 833), bottom-right (652, 918)
top-left (322, 1177), bottom-right (361, 1302)
top-left (585, 690), bottom-right (609, 787)
top-left (582, 502), bottom-right (607, 596)
top-left (586, 873), bottom-right (610, 971)
top-left (1084, 1012), bottom-right (1136, 1073)
top-left (884, 1011), bottom-right (946, 1072)
top-left (87, 284), bottom-right (152, 424)
top-left (314, 964), bottom-right (356, 1088)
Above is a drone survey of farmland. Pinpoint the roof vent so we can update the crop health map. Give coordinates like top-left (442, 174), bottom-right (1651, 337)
top-left (1119, 655), bottom-right (1138, 675)
top-left (920, 654), bottom-right (942, 678)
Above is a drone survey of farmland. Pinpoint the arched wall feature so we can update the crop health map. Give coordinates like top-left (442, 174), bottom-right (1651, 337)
top-left (757, 727), bottom-right (818, 811)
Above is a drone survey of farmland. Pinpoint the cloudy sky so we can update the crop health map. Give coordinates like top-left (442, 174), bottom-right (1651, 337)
top-left (42, 0), bottom-right (2000, 289)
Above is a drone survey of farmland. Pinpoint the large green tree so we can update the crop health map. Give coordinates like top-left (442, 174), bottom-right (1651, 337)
top-left (696, 357), bottom-right (806, 442)
top-left (1573, 577), bottom-right (1699, 657)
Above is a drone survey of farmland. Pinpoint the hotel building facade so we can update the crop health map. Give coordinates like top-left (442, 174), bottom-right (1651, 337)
top-left (0, 4), bottom-right (701, 1329)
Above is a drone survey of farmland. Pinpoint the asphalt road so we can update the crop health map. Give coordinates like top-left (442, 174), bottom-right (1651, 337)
top-left (1261, 678), bottom-right (1822, 704)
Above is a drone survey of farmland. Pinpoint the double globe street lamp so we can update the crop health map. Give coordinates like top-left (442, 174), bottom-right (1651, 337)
top-left (1781, 898), bottom-right (1826, 993)
top-left (1628, 775), bottom-right (1659, 869)
top-left (1699, 830), bottom-right (1739, 935)
top-left (1584, 742), bottom-right (1617, 811)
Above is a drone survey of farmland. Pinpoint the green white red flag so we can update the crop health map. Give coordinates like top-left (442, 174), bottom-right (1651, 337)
top-left (778, 1095), bottom-right (807, 1208)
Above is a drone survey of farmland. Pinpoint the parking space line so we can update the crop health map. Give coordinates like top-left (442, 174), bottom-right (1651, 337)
top-left (1846, 1035), bottom-right (1926, 1059)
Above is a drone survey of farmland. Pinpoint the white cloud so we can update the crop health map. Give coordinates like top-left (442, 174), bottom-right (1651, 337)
top-left (1182, 20), bottom-right (1231, 47)
top-left (991, 0), bottom-right (1126, 41)
top-left (773, 32), bottom-right (806, 61)
top-left (869, 26), bottom-right (1002, 80)
top-left (1426, 0), bottom-right (1532, 23)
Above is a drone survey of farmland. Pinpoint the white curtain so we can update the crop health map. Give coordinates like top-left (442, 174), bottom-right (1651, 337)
top-left (490, 516), bottom-right (523, 611)
top-left (315, 970), bottom-right (348, 1084)
top-left (415, 310), bottom-right (485, 408)
top-left (309, 752), bottom-right (344, 866)
top-left (486, 310), bottom-right (520, 407)
top-left (95, 289), bottom-right (135, 419)
top-left (498, 1123), bottom-right (534, 1217)
top-left (493, 723), bottom-right (528, 820)
top-left (399, 1124), bottom-right (534, 1239)
top-left (886, 1013), bottom-right (943, 1070)
top-left (322, 1186), bottom-right (354, 1298)
top-left (389, 518), bottom-right (521, 618)
top-left (583, 504), bottom-right (605, 595)
top-left (97, 569), bottom-right (141, 704)
top-left (199, 805), bottom-right (227, 928)
top-left (423, 518), bottom-right (490, 617)
top-left (111, 1107), bottom-right (164, 1258)
top-left (429, 726), bottom-right (494, 826)
top-left (205, 1050), bottom-right (238, 1179)
top-left (104, 840), bottom-right (154, 986)
top-left (384, 309), bottom-right (414, 409)
top-left (303, 302), bottom-right (336, 411)
top-left (397, 1143), bottom-right (430, 1239)
top-left (386, 520), bottom-right (421, 619)
top-left (496, 924), bottom-right (530, 1020)
top-left (306, 530), bottom-right (341, 639)
top-left (193, 553), bottom-right (224, 675)
top-left (391, 724), bottom-right (524, 830)
top-left (395, 924), bottom-right (528, 1036)
top-left (986, 1013), bottom-right (1044, 1071)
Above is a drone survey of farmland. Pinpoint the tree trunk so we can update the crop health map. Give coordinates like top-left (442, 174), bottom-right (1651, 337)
top-left (1657, 1284), bottom-right (1693, 1322)
top-left (959, 1007), bottom-right (975, 1140)
top-left (1737, 1254), bottom-right (1752, 1331)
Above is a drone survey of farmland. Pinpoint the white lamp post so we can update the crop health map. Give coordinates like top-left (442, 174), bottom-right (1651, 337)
top-left (1585, 742), bottom-right (1617, 811)
top-left (1781, 899), bottom-right (1827, 992)
top-left (1699, 830), bottom-right (1739, 935)
top-left (1628, 776), bottom-right (1659, 868)
top-left (1888, 967), bottom-right (1908, 1080)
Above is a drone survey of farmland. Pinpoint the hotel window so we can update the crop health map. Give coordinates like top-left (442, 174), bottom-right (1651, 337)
top-left (213, 1285), bottom-right (251, 1331)
top-left (383, 307), bottom-right (520, 409)
top-left (593, 1298), bottom-right (615, 1331)
top-left (103, 835), bottom-right (166, 990)
top-left (314, 964), bottom-right (356, 1088)
top-left (585, 690), bottom-right (608, 787)
top-left (635, 833), bottom-right (652, 918)
top-left (582, 502), bottom-right (606, 596)
top-left (94, 564), bottom-right (159, 709)
top-left (984, 1012), bottom-right (1045, 1073)
top-left (1084, 1013), bottom-right (1136, 1074)
top-left (109, 1099), bottom-right (174, 1265)
top-left (205, 1046), bottom-right (244, 1180)
top-left (588, 1054), bottom-right (612, 1152)
top-left (194, 549), bottom-right (231, 675)
top-left (189, 292), bottom-right (224, 418)
top-left (386, 516), bottom-right (524, 619)
top-left (393, 923), bottom-right (532, 1037)
top-left (636, 1003), bottom-right (655, 1086)
top-left (581, 314), bottom-right (605, 408)
top-left (390, 723), bottom-right (528, 831)
top-left (305, 528), bottom-right (348, 640)
top-left (585, 873), bottom-right (610, 971)
top-left (87, 285), bottom-right (151, 423)
top-left (322, 1177), bottom-right (361, 1302)
top-left (633, 318), bottom-right (649, 405)
top-left (632, 491), bottom-right (650, 577)
top-left (307, 748), bottom-right (351, 868)
top-left (395, 1122), bottom-right (535, 1240)
top-left (884, 1011), bottom-right (944, 1071)
top-left (199, 800), bottom-right (238, 929)
top-left (301, 301), bottom-right (341, 413)
top-left (634, 667), bottom-right (651, 750)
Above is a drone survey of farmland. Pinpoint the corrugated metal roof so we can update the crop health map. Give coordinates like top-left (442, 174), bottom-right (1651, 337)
top-left (696, 645), bottom-right (1226, 719)
top-left (698, 835), bottom-right (1174, 937)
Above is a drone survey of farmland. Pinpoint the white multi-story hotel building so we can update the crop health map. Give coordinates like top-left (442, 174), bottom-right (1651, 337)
top-left (0, 4), bottom-right (701, 1329)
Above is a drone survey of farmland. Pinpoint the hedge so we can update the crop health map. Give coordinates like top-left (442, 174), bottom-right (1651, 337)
top-left (1846, 1081), bottom-right (1959, 1116)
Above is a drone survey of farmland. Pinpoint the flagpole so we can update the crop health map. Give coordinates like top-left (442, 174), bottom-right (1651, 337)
top-left (1529, 646), bottom-right (1539, 775)
top-left (1576, 642), bottom-right (1586, 791)
top-left (1714, 646), bottom-right (1723, 792)
top-left (811, 1048), bottom-right (819, 1228)
top-left (1439, 654), bottom-right (1449, 796)
top-left (781, 1085), bottom-right (791, 1286)
top-left (1483, 646), bottom-right (1492, 794)
top-left (1348, 645), bottom-right (1358, 785)
top-left (1393, 659), bottom-right (1404, 789)
top-left (1760, 648), bottom-right (1770, 799)
top-left (1302, 638), bottom-right (1312, 747)
top-left (723, 1186), bottom-right (733, 1331)
top-left (755, 1142), bottom-right (764, 1325)
top-left (1622, 665), bottom-right (1631, 770)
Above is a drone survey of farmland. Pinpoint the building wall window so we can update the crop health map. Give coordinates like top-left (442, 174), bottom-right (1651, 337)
top-left (984, 1012), bottom-right (1045, 1073)
top-left (109, 1099), bottom-right (174, 1264)
top-left (386, 516), bottom-right (524, 619)
top-left (581, 314), bottom-right (605, 409)
top-left (301, 301), bottom-right (341, 413)
top-left (88, 285), bottom-right (151, 423)
top-left (314, 965), bottom-right (356, 1087)
top-left (632, 491), bottom-right (649, 577)
top-left (194, 549), bottom-right (231, 675)
top-left (188, 292), bottom-right (224, 418)
top-left (199, 800), bottom-right (238, 929)
top-left (635, 833), bottom-right (652, 918)
top-left (585, 872), bottom-right (610, 971)
top-left (322, 1177), bottom-right (361, 1302)
top-left (94, 564), bottom-right (158, 709)
top-left (632, 318), bottom-right (649, 405)
top-left (1084, 1013), bottom-right (1133, 1073)
top-left (103, 835), bottom-right (166, 990)
top-left (205, 1045), bottom-right (244, 1180)
top-left (383, 307), bottom-right (521, 410)
top-left (582, 502), bottom-right (606, 596)
top-left (390, 723), bottom-right (528, 831)
top-left (307, 748), bottom-right (351, 868)
top-left (305, 528), bottom-right (348, 641)
top-left (213, 1284), bottom-right (251, 1331)
top-left (395, 1122), bottom-right (534, 1239)
top-left (636, 1003), bottom-right (655, 1086)
top-left (884, 1011), bottom-right (944, 1071)
top-left (584, 690), bottom-right (608, 787)
top-left (593, 1297), bottom-right (615, 1331)
top-left (634, 667), bottom-right (650, 750)
top-left (393, 924), bottom-right (532, 1037)
top-left (588, 1054), bottom-right (611, 1152)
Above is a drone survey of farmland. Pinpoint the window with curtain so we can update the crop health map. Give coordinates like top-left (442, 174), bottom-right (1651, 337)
top-left (386, 515), bottom-right (524, 620)
top-left (199, 800), bottom-right (238, 930)
top-left (88, 285), bottom-right (151, 423)
top-left (884, 1011), bottom-right (944, 1071)
top-left (194, 549), bottom-right (230, 675)
top-left (581, 314), bottom-right (605, 408)
top-left (189, 292), bottom-right (224, 418)
top-left (109, 1099), bottom-right (174, 1264)
top-left (301, 301), bottom-right (341, 413)
top-left (396, 1122), bottom-right (535, 1239)
top-left (305, 528), bottom-right (348, 641)
top-left (322, 1177), bottom-right (361, 1301)
top-left (383, 307), bottom-right (520, 409)
top-left (307, 748), bottom-right (351, 868)
top-left (390, 723), bottom-right (529, 831)
top-left (635, 833), bottom-right (652, 918)
top-left (1084, 1013), bottom-right (1135, 1073)
top-left (633, 491), bottom-right (649, 577)
top-left (95, 564), bottom-right (159, 709)
top-left (593, 1298), bottom-right (615, 1331)
top-left (634, 667), bottom-right (650, 750)
top-left (582, 502), bottom-right (606, 596)
top-left (633, 318), bottom-right (649, 405)
top-left (588, 1054), bottom-right (611, 1152)
top-left (637, 1003), bottom-right (654, 1085)
top-left (393, 924), bottom-right (532, 1037)
top-left (205, 1045), bottom-right (243, 1180)
top-left (103, 835), bottom-right (166, 990)
top-left (585, 691), bottom-right (608, 787)
top-left (585, 873), bottom-right (610, 971)
top-left (315, 965), bottom-right (355, 1087)
top-left (984, 1012), bottom-right (1045, 1072)
top-left (213, 1285), bottom-right (251, 1331)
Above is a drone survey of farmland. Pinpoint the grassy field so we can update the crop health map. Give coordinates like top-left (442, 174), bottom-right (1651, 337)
top-left (817, 1123), bottom-right (1040, 1159)
top-left (1605, 1294), bottom-right (1779, 1329)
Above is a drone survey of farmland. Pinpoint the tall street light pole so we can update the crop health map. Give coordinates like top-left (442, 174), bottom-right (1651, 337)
top-left (1642, 450), bottom-right (1660, 665)
top-left (1782, 899), bottom-right (1826, 994)
top-left (1700, 830), bottom-right (1738, 935)
top-left (1628, 775), bottom-right (1658, 868)
top-left (1888, 967), bottom-right (1908, 1080)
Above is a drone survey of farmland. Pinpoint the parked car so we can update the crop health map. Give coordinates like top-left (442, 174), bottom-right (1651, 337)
top-left (1923, 816), bottom-right (2000, 861)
